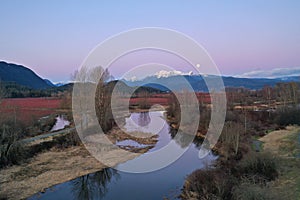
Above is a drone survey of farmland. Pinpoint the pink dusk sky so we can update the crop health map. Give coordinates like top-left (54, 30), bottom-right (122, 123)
top-left (0, 0), bottom-right (300, 82)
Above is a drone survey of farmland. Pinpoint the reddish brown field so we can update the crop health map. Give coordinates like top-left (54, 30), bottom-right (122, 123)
top-left (0, 93), bottom-right (211, 125)
top-left (129, 97), bottom-right (169, 106)
top-left (129, 93), bottom-right (211, 106)
top-left (0, 98), bottom-right (62, 124)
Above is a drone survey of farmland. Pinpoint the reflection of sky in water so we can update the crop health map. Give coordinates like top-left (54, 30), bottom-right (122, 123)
top-left (124, 111), bottom-right (165, 134)
top-left (116, 111), bottom-right (171, 158)
top-left (115, 139), bottom-right (151, 148)
top-left (121, 111), bottom-right (173, 153)
top-left (50, 115), bottom-right (70, 132)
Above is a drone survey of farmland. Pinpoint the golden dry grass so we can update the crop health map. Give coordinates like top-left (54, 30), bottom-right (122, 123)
top-left (259, 126), bottom-right (300, 199)
top-left (259, 126), bottom-right (299, 156)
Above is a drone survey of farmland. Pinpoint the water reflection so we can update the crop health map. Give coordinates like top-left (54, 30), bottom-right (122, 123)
top-left (124, 111), bottom-right (165, 134)
top-left (170, 128), bottom-right (203, 149)
top-left (51, 115), bottom-right (70, 132)
top-left (71, 168), bottom-right (119, 200)
top-left (137, 112), bottom-right (151, 127)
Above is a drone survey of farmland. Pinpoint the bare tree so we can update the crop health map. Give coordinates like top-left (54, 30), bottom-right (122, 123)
top-left (0, 114), bottom-right (26, 167)
top-left (72, 66), bottom-right (111, 130)
top-left (275, 82), bottom-right (299, 109)
top-left (290, 82), bottom-right (299, 106)
top-left (167, 92), bottom-right (180, 122)
top-left (276, 83), bottom-right (289, 108)
top-left (94, 67), bottom-right (114, 133)
top-left (220, 121), bottom-right (244, 158)
top-left (0, 79), bottom-right (5, 103)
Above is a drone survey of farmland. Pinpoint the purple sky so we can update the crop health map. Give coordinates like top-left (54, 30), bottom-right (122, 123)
top-left (0, 1), bottom-right (300, 82)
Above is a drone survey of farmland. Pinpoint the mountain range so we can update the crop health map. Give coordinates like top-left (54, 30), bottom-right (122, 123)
top-left (123, 74), bottom-right (300, 92)
top-left (0, 61), bottom-right (299, 92)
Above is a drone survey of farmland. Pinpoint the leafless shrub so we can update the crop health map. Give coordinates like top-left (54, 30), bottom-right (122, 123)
top-left (237, 152), bottom-right (278, 182)
top-left (181, 169), bottom-right (235, 200)
top-left (0, 120), bottom-right (27, 168)
top-left (220, 121), bottom-right (245, 159)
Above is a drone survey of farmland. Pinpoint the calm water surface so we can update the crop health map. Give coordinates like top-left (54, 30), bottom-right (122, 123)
top-left (29, 111), bottom-right (217, 200)
top-left (50, 115), bottom-right (70, 132)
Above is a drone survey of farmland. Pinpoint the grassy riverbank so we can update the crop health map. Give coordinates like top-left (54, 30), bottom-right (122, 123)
top-left (262, 126), bottom-right (300, 199)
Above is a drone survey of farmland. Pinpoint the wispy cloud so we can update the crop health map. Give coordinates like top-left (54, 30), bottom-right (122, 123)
top-left (237, 67), bottom-right (300, 78)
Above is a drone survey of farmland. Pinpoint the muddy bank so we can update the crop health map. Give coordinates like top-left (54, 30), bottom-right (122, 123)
top-left (0, 144), bottom-right (149, 200)
top-left (0, 146), bottom-right (103, 200)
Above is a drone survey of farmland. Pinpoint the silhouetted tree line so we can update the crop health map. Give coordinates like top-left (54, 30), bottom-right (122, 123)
top-left (0, 82), bottom-right (73, 98)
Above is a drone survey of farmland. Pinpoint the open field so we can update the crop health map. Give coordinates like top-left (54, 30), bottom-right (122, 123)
top-left (0, 94), bottom-right (210, 124)
top-left (129, 97), bottom-right (169, 106)
top-left (0, 98), bottom-right (62, 124)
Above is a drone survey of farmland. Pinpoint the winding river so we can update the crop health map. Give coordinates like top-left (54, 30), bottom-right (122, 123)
top-left (28, 111), bottom-right (217, 200)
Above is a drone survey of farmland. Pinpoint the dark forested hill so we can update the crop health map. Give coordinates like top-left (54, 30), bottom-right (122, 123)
top-left (0, 61), bottom-right (52, 89)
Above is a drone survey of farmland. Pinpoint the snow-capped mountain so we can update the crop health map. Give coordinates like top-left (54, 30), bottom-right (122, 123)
top-left (123, 71), bottom-right (300, 92)
top-left (154, 70), bottom-right (193, 78)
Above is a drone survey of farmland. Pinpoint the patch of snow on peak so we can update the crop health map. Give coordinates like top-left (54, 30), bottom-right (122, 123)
top-left (125, 76), bottom-right (138, 82)
top-left (154, 70), bottom-right (193, 78)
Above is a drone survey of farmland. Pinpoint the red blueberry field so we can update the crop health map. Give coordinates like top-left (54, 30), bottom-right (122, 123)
top-left (0, 98), bottom-right (62, 124)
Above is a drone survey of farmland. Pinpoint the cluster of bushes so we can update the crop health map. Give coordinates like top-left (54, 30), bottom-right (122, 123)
top-left (275, 108), bottom-right (300, 126)
top-left (181, 152), bottom-right (279, 200)
top-left (53, 130), bottom-right (81, 148)
top-left (0, 110), bottom-right (79, 169)
top-left (180, 108), bottom-right (281, 200)
top-left (24, 115), bottom-right (57, 137)
top-left (0, 119), bottom-right (27, 168)
top-left (181, 169), bottom-right (235, 199)
top-left (29, 130), bottom-right (81, 155)
top-left (237, 152), bottom-right (278, 182)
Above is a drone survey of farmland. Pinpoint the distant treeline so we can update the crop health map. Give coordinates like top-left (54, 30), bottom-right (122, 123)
top-left (0, 80), bottom-right (166, 99)
top-left (0, 82), bottom-right (73, 98)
